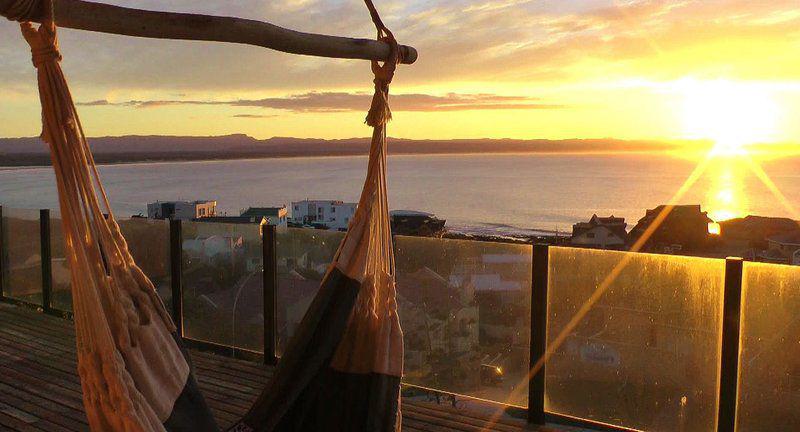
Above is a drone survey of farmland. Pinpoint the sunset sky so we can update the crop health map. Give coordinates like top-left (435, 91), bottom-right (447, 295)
top-left (1, 0), bottom-right (799, 142)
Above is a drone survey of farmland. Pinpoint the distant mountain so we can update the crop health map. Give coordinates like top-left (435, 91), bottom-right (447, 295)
top-left (0, 134), bottom-right (703, 166)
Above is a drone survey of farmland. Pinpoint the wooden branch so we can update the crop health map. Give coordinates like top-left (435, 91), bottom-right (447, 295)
top-left (0, 0), bottom-right (418, 64)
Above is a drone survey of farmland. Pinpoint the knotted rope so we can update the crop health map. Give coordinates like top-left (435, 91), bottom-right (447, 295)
top-left (363, 0), bottom-right (402, 127)
top-left (20, 17), bottom-right (62, 68)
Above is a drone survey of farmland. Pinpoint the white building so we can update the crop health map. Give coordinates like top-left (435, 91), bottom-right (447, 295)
top-left (290, 200), bottom-right (356, 231)
top-left (571, 214), bottom-right (628, 250)
top-left (147, 200), bottom-right (217, 220)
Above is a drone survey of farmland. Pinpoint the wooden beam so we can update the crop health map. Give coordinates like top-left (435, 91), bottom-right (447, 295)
top-left (0, 0), bottom-right (418, 64)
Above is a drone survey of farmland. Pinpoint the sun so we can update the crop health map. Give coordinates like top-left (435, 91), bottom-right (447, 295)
top-left (680, 80), bottom-right (780, 155)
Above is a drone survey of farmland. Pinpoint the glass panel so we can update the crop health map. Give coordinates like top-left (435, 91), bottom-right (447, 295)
top-left (182, 221), bottom-right (264, 352)
top-left (118, 218), bottom-right (172, 311)
top-left (50, 217), bottom-right (72, 311)
top-left (546, 247), bottom-right (724, 432)
top-left (275, 227), bottom-right (344, 356)
top-left (737, 262), bottom-right (800, 431)
top-left (395, 236), bottom-right (532, 408)
top-left (1, 208), bottom-right (43, 304)
top-left (48, 217), bottom-right (173, 313)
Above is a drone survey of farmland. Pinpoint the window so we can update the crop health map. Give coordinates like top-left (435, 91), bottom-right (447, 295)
top-left (294, 206), bottom-right (299, 211)
top-left (331, 207), bottom-right (336, 213)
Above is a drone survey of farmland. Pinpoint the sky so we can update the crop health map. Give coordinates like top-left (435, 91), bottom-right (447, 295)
top-left (1, 0), bottom-right (799, 142)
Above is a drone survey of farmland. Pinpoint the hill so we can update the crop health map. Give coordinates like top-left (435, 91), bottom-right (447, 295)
top-left (0, 135), bottom-right (700, 167)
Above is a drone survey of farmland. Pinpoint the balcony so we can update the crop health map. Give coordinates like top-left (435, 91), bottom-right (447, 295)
top-left (1, 205), bottom-right (798, 431)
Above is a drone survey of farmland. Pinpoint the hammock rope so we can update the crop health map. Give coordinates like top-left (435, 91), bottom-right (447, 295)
top-left (14, 0), bottom-right (406, 430)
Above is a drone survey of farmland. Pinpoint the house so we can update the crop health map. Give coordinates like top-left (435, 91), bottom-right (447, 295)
top-left (183, 235), bottom-right (244, 261)
top-left (147, 200), bottom-right (217, 220)
top-left (719, 215), bottom-right (799, 248)
top-left (396, 267), bottom-right (481, 390)
top-left (758, 231), bottom-right (800, 265)
top-left (290, 200), bottom-right (356, 231)
top-left (240, 206), bottom-right (288, 227)
top-left (188, 217), bottom-right (265, 272)
top-left (570, 214), bottom-right (627, 249)
top-left (627, 205), bottom-right (713, 253)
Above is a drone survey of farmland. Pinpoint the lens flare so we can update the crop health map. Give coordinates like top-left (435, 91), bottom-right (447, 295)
top-left (681, 80), bottom-right (780, 155)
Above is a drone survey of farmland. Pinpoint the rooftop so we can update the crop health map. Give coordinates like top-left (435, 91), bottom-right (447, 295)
top-left (194, 216), bottom-right (267, 224)
top-left (240, 207), bottom-right (287, 218)
top-left (768, 231), bottom-right (800, 246)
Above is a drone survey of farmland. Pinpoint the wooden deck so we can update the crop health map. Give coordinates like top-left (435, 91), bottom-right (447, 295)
top-left (0, 302), bottom-right (567, 432)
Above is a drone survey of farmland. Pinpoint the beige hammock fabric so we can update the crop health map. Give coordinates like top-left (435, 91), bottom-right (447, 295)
top-left (18, 3), bottom-right (404, 431)
top-left (18, 17), bottom-right (212, 432)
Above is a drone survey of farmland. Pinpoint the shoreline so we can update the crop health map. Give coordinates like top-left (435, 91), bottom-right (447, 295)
top-left (0, 149), bottom-right (684, 169)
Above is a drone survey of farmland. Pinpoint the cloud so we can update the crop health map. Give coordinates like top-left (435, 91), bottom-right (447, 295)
top-left (2, 0), bottom-right (800, 101)
top-left (232, 114), bottom-right (279, 119)
top-left (77, 92), bottom-right (565, 112)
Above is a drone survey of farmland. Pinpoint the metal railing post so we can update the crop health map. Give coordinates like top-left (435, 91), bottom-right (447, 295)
top-left (169, 219), bottom-right (184, 338)
top-left (40, 209), bottom-right (53, 312)
top-left (0, 205), bottom-right (4, 300)
top-left (528, 243), bottom-right (549, 424)
top-left (717, 257), bottom-right (744, 432)
top-left (263, 224), bottom-right (278, 365)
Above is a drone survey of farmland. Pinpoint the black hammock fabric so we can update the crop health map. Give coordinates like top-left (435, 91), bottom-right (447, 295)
top-left (157, 268), bottom-right (401, 432)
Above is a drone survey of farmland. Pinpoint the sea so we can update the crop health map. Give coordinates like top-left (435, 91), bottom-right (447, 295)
top-left (1, 153), bottom-right (799, 236)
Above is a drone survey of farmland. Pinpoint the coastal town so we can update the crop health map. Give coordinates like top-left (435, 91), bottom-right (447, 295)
top-left (111, 197), bottom-right (798, 410)
top-left (1, 198), bottom-right (797, 424)
top-left (1, 196), bottom-right (796, 420)
top-left (144, 198), bottom-right (800, 265)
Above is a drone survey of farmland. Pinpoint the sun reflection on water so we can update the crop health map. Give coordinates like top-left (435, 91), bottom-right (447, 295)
top-left (704, 156), bottom-right (750, 231)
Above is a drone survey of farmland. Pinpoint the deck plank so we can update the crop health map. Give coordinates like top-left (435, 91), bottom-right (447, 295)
top-left (0, 303), bottom-right (553, 431)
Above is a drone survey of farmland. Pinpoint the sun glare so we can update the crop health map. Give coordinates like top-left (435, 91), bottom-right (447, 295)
top-left (680, 80), bottom-right (780, 155)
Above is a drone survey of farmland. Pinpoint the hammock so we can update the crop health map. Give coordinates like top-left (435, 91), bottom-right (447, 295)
top-left (9, 1), bottom-right (404, 430)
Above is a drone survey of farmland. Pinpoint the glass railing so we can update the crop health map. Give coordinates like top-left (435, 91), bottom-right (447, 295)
top-left (736, 262), bottom-right (800, 431)
top-left (50, 216), bottom-right (73, 311)
top-left (546, 247), bottom-right (724, 432)
top-left (1, 208), bottom-right (43, 304)
top-left (118, 218), bottom-right (172, 311)
top-left (275, 227), bottom-right (344, 356)
top-left (395, 235), bottom-right (532, 407)
top-left (41, 216), bottom-right (173, 313)
top-left (5, 204), bottom-right (800, 432)
top-left (181, 220), bottom-right (264, 353)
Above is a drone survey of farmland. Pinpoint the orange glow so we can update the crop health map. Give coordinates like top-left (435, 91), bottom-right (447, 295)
top-left (680, 80), bottom-right (781, 156)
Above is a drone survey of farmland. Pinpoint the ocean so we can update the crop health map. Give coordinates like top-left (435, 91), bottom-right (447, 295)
top-left (1, 153), bottom-right (798, 236)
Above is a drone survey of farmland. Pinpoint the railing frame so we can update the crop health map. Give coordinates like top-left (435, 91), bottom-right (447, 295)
top-left (0, 205), bottom-right (4, 300)
top-left (0, 205), bottom-right (764, 432)
top-left (528, 243), bottom-right (548, 424)
top-left (717, 257), bottom-right (744, 432)
top-left (169, 218), bottom-right (184, 338)
top-left (40, 209), bottom-right (53, 313)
